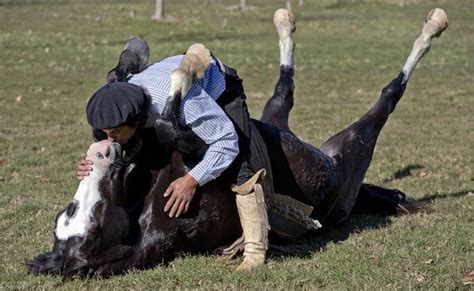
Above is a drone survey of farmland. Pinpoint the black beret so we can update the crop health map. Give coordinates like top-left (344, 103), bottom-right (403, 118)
top-left (86, 82), bottom-right (146, 129)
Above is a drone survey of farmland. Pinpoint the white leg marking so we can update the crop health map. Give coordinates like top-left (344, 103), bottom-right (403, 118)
top-left (169, 68), bottom-right (192, 99)
top-left (273, 9), bottom-right (296, 68)
top-left (168, 43), bottom-right (211, 99)
top-left (279, 38), bottom-right (294, 68)
top-left (401, 8), bottom-right (448, 84)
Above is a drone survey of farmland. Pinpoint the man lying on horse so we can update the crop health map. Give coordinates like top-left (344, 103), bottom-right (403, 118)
top-left (28, 7), bottom-right (448, 277)
top-left (77, 43), bottom-right (268, 271)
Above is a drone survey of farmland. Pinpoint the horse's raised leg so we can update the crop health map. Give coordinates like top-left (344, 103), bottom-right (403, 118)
top-left (261, 9), bottom-right (296, 133)
top-left (317, 9), bottom-right (448, 224)
top-left (106, 37), bottom-right (150, 83)
top-left (154, 43), bottom-right (211, 160)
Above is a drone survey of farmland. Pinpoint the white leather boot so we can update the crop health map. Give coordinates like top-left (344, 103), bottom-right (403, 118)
top-left (232, 170), bottom-right (269, 271)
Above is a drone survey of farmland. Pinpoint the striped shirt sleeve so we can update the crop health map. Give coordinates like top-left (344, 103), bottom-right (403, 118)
top-left (179, 84), bottom-right (239, 185)
top-left (129, 56), bottom-right (238, 186)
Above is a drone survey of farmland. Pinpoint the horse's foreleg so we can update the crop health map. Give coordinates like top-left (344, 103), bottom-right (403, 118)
top-left (261, 9), bottom-right (296, 133)
top-left (317, 9), bottom-right (448, 224)
top-left (106, 37), bottom-right (150, 83)
top-left (155, 44), bottom-right (211, 159)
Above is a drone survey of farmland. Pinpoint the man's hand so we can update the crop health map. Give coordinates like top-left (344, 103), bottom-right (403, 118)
top-left (76, 153), bottom-right (93, 180)
top-left (163, 174), bottom-right (198, 217)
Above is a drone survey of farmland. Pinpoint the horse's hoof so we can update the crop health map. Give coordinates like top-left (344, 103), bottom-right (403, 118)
top-left (423, 8), bottom-right (448, 38)
top-left (273, 8), bottom-right (295, 39)
top-left (185, 43), bottom-right (211, 79)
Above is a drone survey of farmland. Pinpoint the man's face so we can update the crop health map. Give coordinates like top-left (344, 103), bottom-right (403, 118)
top-left (102, 125), bottom-right (137, 145)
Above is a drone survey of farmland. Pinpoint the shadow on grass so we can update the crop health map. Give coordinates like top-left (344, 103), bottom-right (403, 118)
top-left (381, 164), bottom-right (424, 184)
top-left (268, 214), bottom-right (390, 258)
top-left (417, 189), bottom-right (473, 203)
top-left (268, 188), bottom-right (473, 259)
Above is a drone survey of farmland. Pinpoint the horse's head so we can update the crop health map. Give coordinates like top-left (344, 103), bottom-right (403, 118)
top-left (27, 140), bottom-right (135, 277)
top-left (86, 140), bottom-right (117, 172)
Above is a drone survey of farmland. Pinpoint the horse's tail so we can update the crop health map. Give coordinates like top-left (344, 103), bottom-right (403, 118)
top-left (352, 183), bottom-right (430, 216)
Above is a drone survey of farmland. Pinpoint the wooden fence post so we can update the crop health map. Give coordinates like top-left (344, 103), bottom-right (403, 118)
top-left (240, 0), bottom-right (248, 10)
top-left (152, 0), bottom-right (165, 20)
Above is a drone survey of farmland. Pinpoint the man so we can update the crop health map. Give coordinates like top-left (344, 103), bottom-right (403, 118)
top-left (77, 44), bottom-right (268, 271)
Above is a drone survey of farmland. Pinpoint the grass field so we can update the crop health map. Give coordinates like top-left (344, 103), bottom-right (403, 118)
top-left (0, 0), bottom-right (473, 288)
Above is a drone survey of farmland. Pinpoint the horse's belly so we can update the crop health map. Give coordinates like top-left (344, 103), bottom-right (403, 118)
top-left (278, 133), bottom-right (337, 207)
top-left (254, 120), bottom-right (337, 208)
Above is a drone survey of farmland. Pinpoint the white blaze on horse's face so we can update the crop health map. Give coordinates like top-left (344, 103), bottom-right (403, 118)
top-left (55, 140), bottom-right (115, 241)
top-left (86, 140), bottom-right (116, 172)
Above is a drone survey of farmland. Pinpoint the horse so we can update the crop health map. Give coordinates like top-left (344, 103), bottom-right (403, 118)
top-left (27, 8), bottom-right (448, 277)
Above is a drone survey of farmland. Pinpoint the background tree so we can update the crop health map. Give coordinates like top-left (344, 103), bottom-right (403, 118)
top-left (152, 0), bottom-right (165, 20)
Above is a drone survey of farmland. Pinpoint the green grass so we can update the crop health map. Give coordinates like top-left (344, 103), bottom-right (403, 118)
top-left (0, 0), bottom-right (473, 288)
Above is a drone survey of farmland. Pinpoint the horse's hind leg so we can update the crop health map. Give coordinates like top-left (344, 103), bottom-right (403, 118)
top-left (317, 73), bottom-right (406, 224)
top-left (317, 9), bottom-right (448, 224)
top-left (260, 9), bottom-right (296, 133)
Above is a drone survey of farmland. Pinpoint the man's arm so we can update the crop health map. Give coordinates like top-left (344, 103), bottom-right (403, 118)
top-left (181, 85), bottom-right (239, 185)
top-left (76, 153), bottom-right (93, 180)
top-left (162, 84), bottom-right (239, 217)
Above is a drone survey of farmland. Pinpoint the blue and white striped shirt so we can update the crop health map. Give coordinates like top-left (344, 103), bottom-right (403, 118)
top-left (129, 55), bottom-right (239, 186)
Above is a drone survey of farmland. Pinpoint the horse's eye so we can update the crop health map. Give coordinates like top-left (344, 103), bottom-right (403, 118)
top-left (96, 152), bottom-right (104, 160)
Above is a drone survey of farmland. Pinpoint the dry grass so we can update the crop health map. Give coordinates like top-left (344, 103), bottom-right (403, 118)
top-left (0, 0), bottom-right (472, 288)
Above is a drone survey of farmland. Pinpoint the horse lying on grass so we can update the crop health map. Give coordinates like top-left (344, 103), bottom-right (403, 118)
top-left (27, 8), bottom-right (448, 277)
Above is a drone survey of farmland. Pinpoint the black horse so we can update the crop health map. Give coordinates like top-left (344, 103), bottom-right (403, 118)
top-left (27, 8), bottom-right (448, 277)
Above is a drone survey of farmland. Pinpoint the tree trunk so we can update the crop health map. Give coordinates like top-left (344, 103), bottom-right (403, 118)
top-left (299, 0), bottom-right (303, 6)
top-left (152, 0), bottom-right (165, 20)
top-left (240, 0), bottom-right (248, 10)
top-left (286, 0), bottom-right (291, 11)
